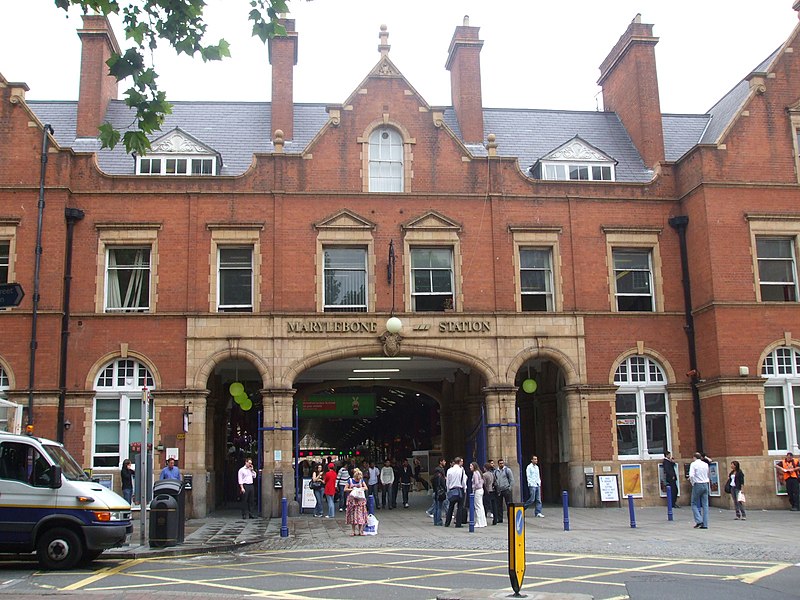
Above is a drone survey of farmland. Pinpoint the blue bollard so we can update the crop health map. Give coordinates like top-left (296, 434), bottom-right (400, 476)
top-left (666, 487), bottom-right (674, 522)
top-left (562, 490), bottom-right (570, 531)
top-left (280, 497), bottom-right (289, 538)
top-left (469, 492), bottom-right (475, 533)
top-left (628, 494), bottom-right (636, 528)
top-left (368, 494), bottom-right (375, 515)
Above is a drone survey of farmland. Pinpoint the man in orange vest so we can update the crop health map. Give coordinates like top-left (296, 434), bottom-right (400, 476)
top-left (776, 452), bottom-right (800, 511)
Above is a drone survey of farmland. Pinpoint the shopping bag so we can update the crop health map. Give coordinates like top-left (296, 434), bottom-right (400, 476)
top-left (363, 513), bottom-right (379, 535)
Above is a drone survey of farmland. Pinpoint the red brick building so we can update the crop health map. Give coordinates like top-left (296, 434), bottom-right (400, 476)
top-left (1, 7), bottom-right (800, 517)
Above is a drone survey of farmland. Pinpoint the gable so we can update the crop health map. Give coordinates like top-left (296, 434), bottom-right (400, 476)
top-left (543, 137), bottom-right (616, 163)
top-left (149, 128), bottom-right (219, 157)
top-left (402, 210), bottom-right (462, 232)
top-left (314, 210), bottom-right (376, 231)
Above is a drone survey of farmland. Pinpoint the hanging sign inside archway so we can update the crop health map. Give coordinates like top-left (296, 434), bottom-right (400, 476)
top-left (300, 394), bottom-right (376, 418)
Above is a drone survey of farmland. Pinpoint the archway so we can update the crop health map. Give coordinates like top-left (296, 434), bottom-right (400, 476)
top-left (516, 358), bottom-right (569, 504)
top-left (205, 357), bottom-right (262, 510)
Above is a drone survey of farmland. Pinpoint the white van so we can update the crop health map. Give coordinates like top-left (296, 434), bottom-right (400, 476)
top-left (0, 432), bottom-right (132, 569)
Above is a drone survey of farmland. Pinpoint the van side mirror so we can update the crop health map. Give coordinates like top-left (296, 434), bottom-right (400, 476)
top-left (50, 465), bottom-right (62, 489)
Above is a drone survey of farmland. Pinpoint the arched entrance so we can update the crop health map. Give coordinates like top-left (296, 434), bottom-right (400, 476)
top-left (205, 358), bottom-right (262, 511)
top-left (516, 358), bottom-right (569, 504)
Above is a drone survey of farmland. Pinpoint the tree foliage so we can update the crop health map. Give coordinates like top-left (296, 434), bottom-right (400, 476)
top-left (55, 0), bottom-right (294, 155)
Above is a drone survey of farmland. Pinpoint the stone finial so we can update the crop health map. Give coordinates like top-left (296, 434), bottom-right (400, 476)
top-left (379, 24), bottom-right (390, 57)
top-left (463, 15), bottom-right (470, 26)
top-left (486, 133), bottom-right (498, 157)
top-left (273, 129), bottom-right (285, 153)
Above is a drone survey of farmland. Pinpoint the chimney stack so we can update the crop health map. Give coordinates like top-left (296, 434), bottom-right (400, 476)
top-left (269, 18), bottom-right (298, 141)
top-left (598, 14), bottom-right (665, 169)
top-left (76, 15), bottom-right (120, 138)
top-left (446, 16), bottom-right (484, 144)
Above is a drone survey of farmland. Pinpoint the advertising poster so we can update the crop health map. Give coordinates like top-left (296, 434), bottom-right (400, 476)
top-left (708, 461), bottom-right (721, 497)
top-left (775, 460), bottom-right (788, 495)
top-left (620, 464), bottom-right (643, 498)
top-left (301, 478), bottom-right (317, 510)
top-left (299, 394), bottom-right (376, 419)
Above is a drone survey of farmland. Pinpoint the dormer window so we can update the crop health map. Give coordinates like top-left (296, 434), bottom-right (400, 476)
top-left (136, 128), bottom-right (220, 176)
top-left (532, 137), bottom-right (616, 182)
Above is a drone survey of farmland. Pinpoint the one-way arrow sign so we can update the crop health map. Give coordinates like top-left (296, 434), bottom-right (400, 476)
top-left (0, 283), bottom-right (25, 308)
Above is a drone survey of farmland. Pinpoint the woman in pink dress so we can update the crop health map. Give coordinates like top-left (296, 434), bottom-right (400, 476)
top-left (345, 468), bottom-right (369, 535)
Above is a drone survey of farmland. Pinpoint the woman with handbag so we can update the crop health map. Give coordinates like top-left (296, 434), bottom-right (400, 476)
top-left (726, 461), bottom-right (746, 520)
top-left (311, 463), bottom-right (325, 517)
top-left (345, 468), bottom-right (369, 535)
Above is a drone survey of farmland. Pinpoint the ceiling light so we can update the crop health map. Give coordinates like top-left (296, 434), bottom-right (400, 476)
top-left (360, 356), bottom-right (411, 361)
top-left (352, 369), bottom-right (400, 373)
top-left (347, 377), bottom-right (392, 381)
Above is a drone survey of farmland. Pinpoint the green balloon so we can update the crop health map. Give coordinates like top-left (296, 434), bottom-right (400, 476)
top-left (522, 379), bottom-right (537, 394)
top-left (229, 382), bottom-right (244, 396)
top-left (240, 398), bottom-right (253, 411)
top-left (234, 392), bottom-right (248, 405)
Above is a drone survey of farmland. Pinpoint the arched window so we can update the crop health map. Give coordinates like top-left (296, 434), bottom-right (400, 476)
top-left (93, 358), bottom-right (155, 468)
top-left (368, 127), bottom-right (403, 192)
top-left (762, 346), bottom-right (800, 453)
top-left (614, 356), bottom-right (670, 459)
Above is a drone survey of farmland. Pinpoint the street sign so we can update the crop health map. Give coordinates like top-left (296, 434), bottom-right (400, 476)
top-left (507, 503), bottom-right (526, 596)
top-left (0, 283), bottom-right (24, 308)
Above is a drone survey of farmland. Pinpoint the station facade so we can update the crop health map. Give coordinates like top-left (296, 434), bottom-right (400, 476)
top-left (1, 7), bottom-right (800, 518)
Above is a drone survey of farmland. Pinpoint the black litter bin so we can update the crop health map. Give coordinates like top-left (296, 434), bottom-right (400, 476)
top-left (149, 479), bottom-right (185, 547)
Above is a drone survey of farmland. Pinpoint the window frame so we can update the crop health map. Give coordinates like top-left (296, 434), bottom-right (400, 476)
top-left (104, 246), bottom-right (152, 313)
top-left (217, 246), bottom-right (254, 313)
top-left (0, 219), bottom-right (20, 289)
top-left (96, 224), bottom-right (160, 314)
top-left (368, 127), bottom-right (404, 192)
top-left (359, 122), bottom-right (414, 193)
top-left (614, 355), bottom-right (671, 460)
top-left (519, 247), bottom-right (555, 312)
top-left (510, 227), bottom-right (562, 312)
top-left (410, 247), bottom-right (455, 312)
top-left (323, 246), bottom-right (368, 313)
top-left (762, 346), bottom-right (800, 455)
top-left (92, 358), bottom-right (155, 469)
top-left (208, 224), bottom-right (263, 313)
top-left (541, 161), bottom-right (615, 182)
top-left (603, 228), bottom-right (663, 313)
top-left (755, 236), bottom-right (798, 302)
top-left (612, 247), bottom-right (655, 312)
top-left (137, 155), bottom-right (216, 176)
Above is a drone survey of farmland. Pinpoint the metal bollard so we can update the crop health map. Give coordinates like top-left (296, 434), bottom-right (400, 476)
top-left (280, 497), bottom-right (289, 538)
top-left (368, 494), bottom-right (375, 515)
top-left (666, 487), bottom-right (674, 522)
top-left (469, 492), bottom-right (475, 533)
top-left (628, 494), bottom-right (636, 528)
top-left (562, 490), bottom-right (570, 531)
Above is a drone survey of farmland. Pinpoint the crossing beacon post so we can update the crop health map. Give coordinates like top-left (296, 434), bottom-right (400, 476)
top-left (507, 503), bottom-right (526, 595)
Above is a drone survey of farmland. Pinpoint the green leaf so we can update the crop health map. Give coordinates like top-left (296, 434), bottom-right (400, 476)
top-left (98, 122), bottom-right (121, 150)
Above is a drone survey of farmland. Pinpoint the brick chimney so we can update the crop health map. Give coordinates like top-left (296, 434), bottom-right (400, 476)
top-left (76, 15), bottom-right (120, 138)
top-left (445, 16), bottom-right (484, 144)
top-left (269, 18), bottom-right (298, 141)
top-left (598, 14), bottom-right (664, 169)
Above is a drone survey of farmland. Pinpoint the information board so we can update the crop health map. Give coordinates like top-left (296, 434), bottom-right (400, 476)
top-left (598, 474), bottom-right (620, 502)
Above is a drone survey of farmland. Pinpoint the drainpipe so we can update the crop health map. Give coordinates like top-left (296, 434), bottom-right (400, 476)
top-left (668, 216), bottom-right (703, 452)
top-left (57, 208), bottom-right (85, 443)
top-left (28, 124), bottom-right (54, 429)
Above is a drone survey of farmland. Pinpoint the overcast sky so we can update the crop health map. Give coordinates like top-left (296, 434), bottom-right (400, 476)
top-left (0, 1), bottom-right (797, 114)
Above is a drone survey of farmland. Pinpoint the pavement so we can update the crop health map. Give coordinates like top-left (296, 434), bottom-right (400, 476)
top-left (108, 491), bottom-right (800, 563)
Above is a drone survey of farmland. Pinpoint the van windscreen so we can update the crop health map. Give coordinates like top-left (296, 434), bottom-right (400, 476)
top-left (42, 445), bottom-right (89, 481)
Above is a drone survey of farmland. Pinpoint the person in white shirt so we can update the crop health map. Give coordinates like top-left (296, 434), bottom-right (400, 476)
top-left (380, 459), bottom-right (395, 509)
top-left (444, 457), bottom-right (468, 527)
top-left (367, 462), bottom-right (381, 508)
top-left (237, 457), bottom-right (257, 519)
top-left (689, 452), bottom-right (710, 529)
top-left (523, 455), bottom-right (544, 517)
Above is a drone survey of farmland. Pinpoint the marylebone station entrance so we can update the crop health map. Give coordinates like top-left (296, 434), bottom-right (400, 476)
top-left (203, 351), bottom-right (570, 518)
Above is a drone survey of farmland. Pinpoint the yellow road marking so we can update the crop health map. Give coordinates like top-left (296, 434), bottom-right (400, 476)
top-left (61, 558), bottom-right (146, 591)
top-left (740, 562), bottom-right (792, 584)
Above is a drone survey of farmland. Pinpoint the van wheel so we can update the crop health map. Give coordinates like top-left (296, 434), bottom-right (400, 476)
top-left (37, 528), bottom-right (83, 570)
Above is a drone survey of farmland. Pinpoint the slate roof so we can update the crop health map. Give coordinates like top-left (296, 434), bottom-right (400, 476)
top-left (26, 46), bottom-right (781, 181)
